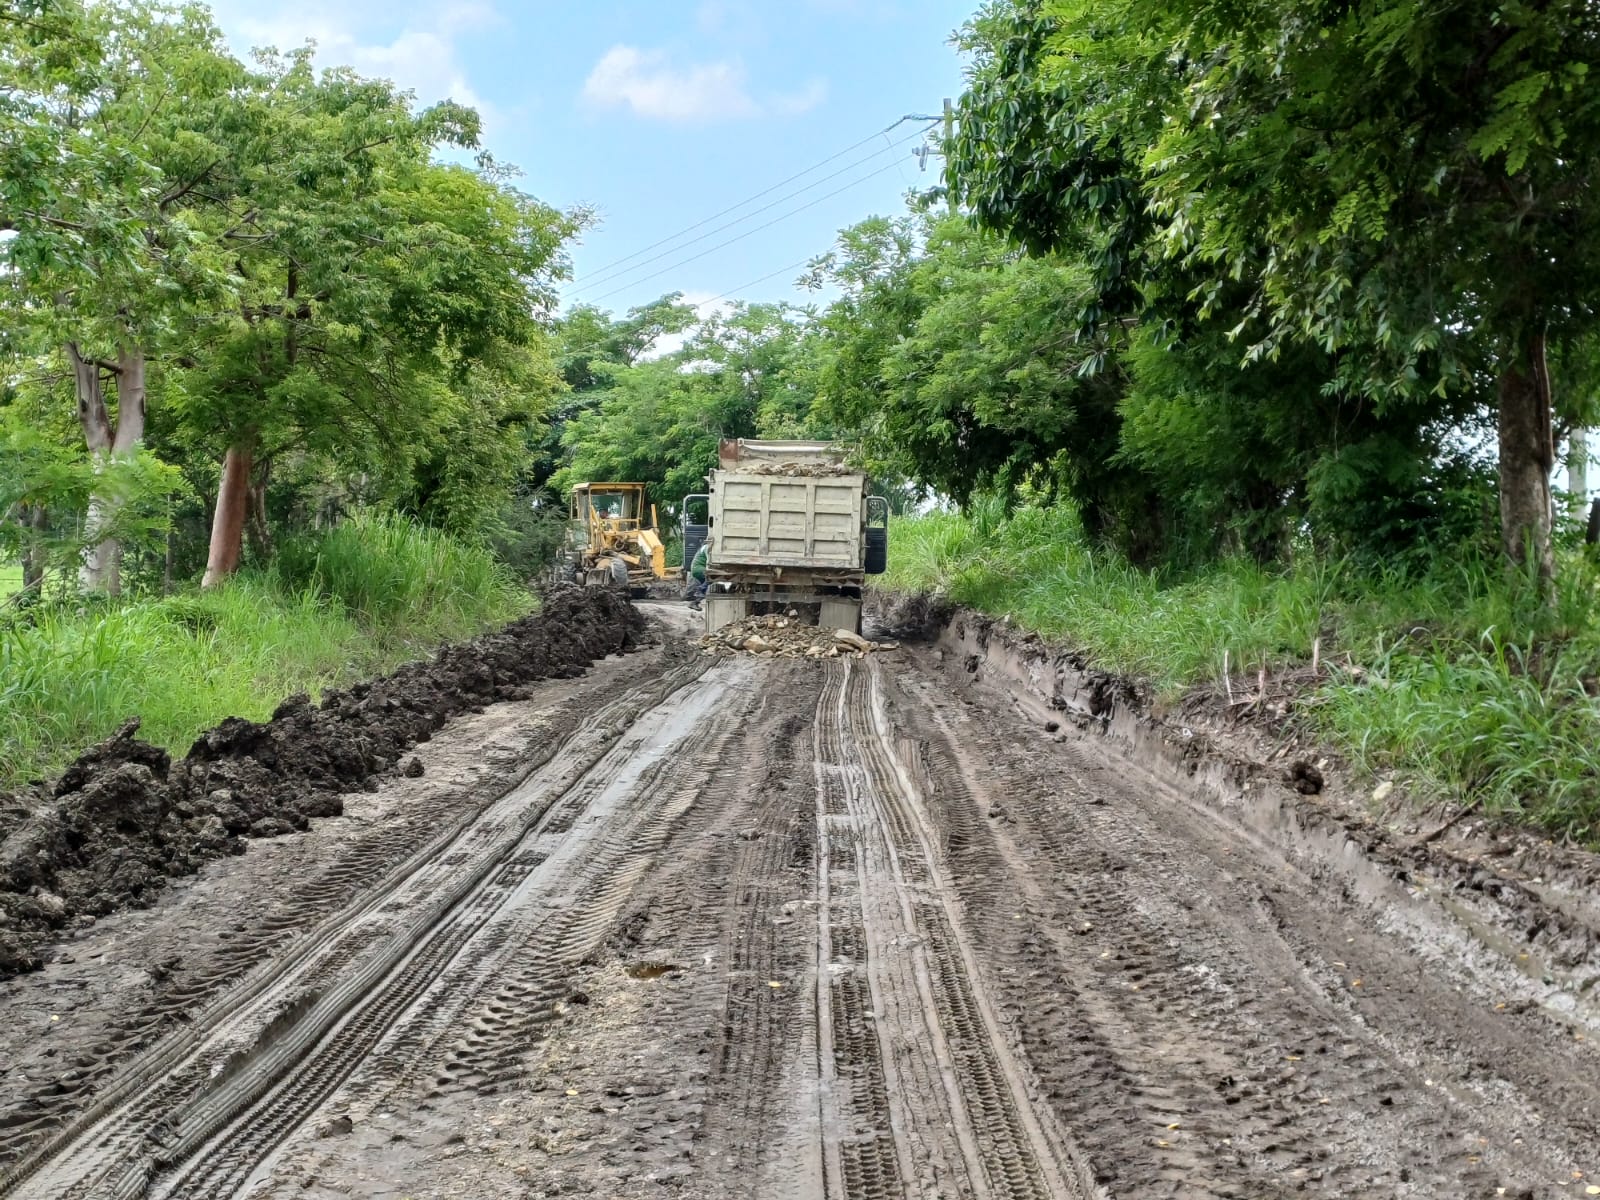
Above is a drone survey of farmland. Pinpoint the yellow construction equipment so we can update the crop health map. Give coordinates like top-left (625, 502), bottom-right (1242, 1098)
top-left (563, 482), bottom-right (667, 592)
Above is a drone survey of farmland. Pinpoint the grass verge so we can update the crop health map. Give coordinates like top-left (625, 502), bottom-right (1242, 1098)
top-left (884, 503), bottom-right (1600, 842)
top-left (0, 513), bottom-right (530, 790)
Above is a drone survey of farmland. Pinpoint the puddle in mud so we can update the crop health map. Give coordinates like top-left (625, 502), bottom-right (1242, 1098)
top-left (625, 962), bottom-right (685, 980)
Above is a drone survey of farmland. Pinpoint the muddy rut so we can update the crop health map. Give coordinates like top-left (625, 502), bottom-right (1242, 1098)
top-left (0, 603), bottom-right (1597, 1198)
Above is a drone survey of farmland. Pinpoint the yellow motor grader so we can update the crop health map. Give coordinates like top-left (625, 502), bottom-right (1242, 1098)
top-left (561, 482), bottom-right (667, 594)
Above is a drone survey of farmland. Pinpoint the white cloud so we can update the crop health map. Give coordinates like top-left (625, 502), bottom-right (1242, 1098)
top-left (205, 0), bottom-right (500, 133)
top-left (771, 79), bottom-right (830, 116)
top-left (581, 45), bottom-right (826, 124)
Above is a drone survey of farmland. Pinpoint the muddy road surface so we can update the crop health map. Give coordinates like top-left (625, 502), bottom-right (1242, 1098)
top-left (1, 601), bottom-right (1597, 1199)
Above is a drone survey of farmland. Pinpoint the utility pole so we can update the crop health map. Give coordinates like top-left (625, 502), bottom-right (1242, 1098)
top-left (943, 98), bottom-right (955, 216)
top-left (1568, 426), bottom-right (1589, 520)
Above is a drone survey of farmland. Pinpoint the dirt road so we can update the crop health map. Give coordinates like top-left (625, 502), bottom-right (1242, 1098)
top-left (1, 602), bottom-right (1597, 1199)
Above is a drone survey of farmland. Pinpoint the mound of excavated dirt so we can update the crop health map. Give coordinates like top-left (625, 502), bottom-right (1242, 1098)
top-left (864, 589), bottom-right (954, 642)
top-left (0, 586), bottom-right (644, 978)
top-left (698, 613), bottom-right (897, 658)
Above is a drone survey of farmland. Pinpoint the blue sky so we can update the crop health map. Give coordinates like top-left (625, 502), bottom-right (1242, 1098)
top-left (204, 0), bottom-right (977, 319)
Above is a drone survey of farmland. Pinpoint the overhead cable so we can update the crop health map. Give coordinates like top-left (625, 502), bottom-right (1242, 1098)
top-left (573, 114), bottom-right (939, 290)
top-left (580, 157), bottom-right (913, 306)
top-left (574, 124), bottom-right (935, 293)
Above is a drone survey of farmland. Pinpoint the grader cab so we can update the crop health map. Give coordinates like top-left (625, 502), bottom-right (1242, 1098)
top-left (565, 483), bottom-right (667, 594)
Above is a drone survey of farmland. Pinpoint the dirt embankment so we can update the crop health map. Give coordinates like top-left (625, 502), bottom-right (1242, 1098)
top-left (0, 586), bottom-right (644, 978)
top-left (871, 590), bottom-right (1600, 1010)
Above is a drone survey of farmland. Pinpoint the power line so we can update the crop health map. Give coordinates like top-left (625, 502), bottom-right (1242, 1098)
top-left (698, 255), bottom-right (819, 308)
top-left (574, 125), bottom-right (934, 293)
top-left (580, 157), bottom-right (910, 306)
top-left (575, 114), bottom-right (941, 284)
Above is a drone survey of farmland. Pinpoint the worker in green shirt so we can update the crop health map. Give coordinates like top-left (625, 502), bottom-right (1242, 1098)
top-left (686, 539), bottom-right (709, 610)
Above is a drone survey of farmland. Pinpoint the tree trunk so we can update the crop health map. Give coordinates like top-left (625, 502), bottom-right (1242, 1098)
top-left (67, 343), bottom-right (147, 595)
top-left (202, 443), bottom-right (253, 588)
top-left (68, 344), bottom-right (115, 593)
top-left (111, 346), bottom-right (146, 456)
top-left (1496, 332), bottom-right (1556, 589)
top-left (245, 455), bottom-right (273, 561)
top-left (20, 503), bottom-right (46, 593)
top-left (1567, 426), bottom-right (1589, 520)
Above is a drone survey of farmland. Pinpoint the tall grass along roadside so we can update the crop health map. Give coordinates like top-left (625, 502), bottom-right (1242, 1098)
top-left (884, 506), bottom-right (1600, 842)
top-left (1, 514), bottom-right (530, 790)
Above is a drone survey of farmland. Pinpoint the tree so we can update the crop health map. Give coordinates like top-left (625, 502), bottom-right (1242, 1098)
top-left (1, 0), bottom-right (245, 592)
top-left (526, 295), bottom-right (698, 499)
top-left (0, 401), bottom-right (186, 598)
top-left (396, 339), bottom-right (565, 540)
top-left (554, 301), bottom-right (817, 522)
top-left (159, 49), bottom-right (578, 586)
top-left (1054, 0), bottom-right (1600, 586)
top-left (938, 0), bottom-right (1592, 577)
top-left (806, 212), bottom-right (1175, 547)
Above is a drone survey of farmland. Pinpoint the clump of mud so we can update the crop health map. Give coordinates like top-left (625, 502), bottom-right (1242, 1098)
top-left (0, 586), bottom-right (643, 978)
top-left (699, 613), bottom-right (897, 659)
top-left (865, 590), bottom-right (953, 643)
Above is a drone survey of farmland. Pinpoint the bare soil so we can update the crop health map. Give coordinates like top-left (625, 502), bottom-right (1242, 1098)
top-left (0, 597), bottom-right (1595, 1199)
top-left (0, 586), bottom-right (643, 977)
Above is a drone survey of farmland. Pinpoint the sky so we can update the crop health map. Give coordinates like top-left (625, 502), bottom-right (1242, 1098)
top-left (202, 0), bottom-right (978, 320)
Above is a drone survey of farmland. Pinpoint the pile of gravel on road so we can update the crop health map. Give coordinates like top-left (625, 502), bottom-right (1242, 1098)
top-left (698, 613), bottom-right (898, 658)
top-left (0, 585), bottom-right (644, 978)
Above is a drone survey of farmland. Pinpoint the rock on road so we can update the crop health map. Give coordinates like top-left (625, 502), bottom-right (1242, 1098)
top-left (0, 602), bottom-right (1596, 1199)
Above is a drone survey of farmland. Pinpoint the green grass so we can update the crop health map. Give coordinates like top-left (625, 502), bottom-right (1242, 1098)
top-left (0, 563), bottom-right (21, 600)
top-left (0, 513), bottom-right (530, 789)
top-left (884, 504), bottom-right (1600, 842)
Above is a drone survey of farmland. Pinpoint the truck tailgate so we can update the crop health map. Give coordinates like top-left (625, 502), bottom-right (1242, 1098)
top-left (712, 473), bottom-right (864, 569)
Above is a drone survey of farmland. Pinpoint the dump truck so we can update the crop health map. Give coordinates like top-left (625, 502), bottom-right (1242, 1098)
top-left (682, 440), bottom-right (887, 635)
top-left (562, 482), bottom-right (667, 594)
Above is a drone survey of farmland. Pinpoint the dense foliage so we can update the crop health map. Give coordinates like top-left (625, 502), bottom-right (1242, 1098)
top-left (941, 0), bottom-right (1600, 580)
top-left (14, 0), bottom-right (1593, 598)
top-left (1, 0), bottom-right (576, 596)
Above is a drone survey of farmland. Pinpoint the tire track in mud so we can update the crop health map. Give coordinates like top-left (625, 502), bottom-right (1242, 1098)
top-left (0, 656), bottom-right (721, 1200)
top-left (813, 664), bottom-right (905, 1200)
top-left (892, 652), bottom-right (1600, 1199)
top-left (0, 766), bottom-right (500, 1170)
top-left (689, 679), bottom-right (827, 1199)
top-left (313, 707), bottom-right (756, 1117)
top-left (160, 660), bottom-right (744, 1200)
top-left (0, 661), bottom-right (650, 1173)
top-left (812, 659), bottom-right (1095, 1200)
top-left (901, 666), bottom-right (1459, 1197)
top-left (226, 659), bottom-right (821, 1200)
top-left (189, 683), bottom-right (757, 1199)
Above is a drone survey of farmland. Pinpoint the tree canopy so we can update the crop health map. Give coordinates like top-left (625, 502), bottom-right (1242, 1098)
top-left (1, 0), bottom-right (579, 594)
top-left (942, 0), bottom-right (1600, 584)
